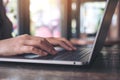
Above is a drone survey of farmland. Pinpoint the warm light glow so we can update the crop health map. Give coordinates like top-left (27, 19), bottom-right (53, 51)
top-left (72, 2), bottom-right (76, 10)
top-left (30, 0), bottom-right (61, 37)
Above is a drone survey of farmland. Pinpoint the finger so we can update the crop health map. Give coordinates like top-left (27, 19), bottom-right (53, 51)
top-left (21, 46), bottom-right (48, 56)
top-left (41, 38), bottom-right (57, 55)
top-left (57, 41), bottom-right (73, 51)
top-left (59, 39), bottom-right (76, 50)
top-left (24, 37), bottom-right (57, 55)
top-left (60, 39), bottom-right (76, 50)
top-left (46, 37), bottom-right (76, 51)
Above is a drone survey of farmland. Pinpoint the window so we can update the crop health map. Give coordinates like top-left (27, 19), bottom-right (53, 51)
top-left (68, 0), bottom-right (106, 39)
top-left (80, 2), bottom-right (106, 36)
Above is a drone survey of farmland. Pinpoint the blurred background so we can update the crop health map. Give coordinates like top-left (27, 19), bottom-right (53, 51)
top-left (2, 0), bottom-right (120, 46)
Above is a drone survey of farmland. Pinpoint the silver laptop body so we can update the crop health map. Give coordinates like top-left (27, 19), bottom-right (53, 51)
top-left (0, 0), bottom-right (119, 66)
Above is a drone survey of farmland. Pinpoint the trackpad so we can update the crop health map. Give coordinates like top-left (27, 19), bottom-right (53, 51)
top-left (24, 54), bottom-right (41, 59)
top-left (24, 47), bottom-right (63, 59)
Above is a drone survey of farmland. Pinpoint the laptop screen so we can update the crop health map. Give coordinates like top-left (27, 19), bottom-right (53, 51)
top-left (89, 0), bottom-right (119, 62)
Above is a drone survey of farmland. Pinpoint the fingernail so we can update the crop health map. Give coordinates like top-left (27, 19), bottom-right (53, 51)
top-left (43, 52), bottom-right (48, 56)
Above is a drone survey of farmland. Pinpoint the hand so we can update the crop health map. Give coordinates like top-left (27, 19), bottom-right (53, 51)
top-left (0, 34), bottom-right (76, 56)
top-left (0, 34), bottom-right (56, 56)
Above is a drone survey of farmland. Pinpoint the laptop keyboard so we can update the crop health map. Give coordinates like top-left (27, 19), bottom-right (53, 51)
top-left (24, 47), bottom-right (91, 61)
top-left (53, 48), bottom-right (90, 61)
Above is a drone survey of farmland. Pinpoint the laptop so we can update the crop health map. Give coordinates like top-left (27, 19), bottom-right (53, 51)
top-left (0, 0), bottom-right (119, 66)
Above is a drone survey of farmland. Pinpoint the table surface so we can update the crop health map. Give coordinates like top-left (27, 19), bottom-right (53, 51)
top-left (0, 45), bottom-right (120, 80)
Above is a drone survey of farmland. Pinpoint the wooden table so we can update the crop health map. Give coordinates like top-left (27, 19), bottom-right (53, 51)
top-left (0, 46), bottom-right (120, 80)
